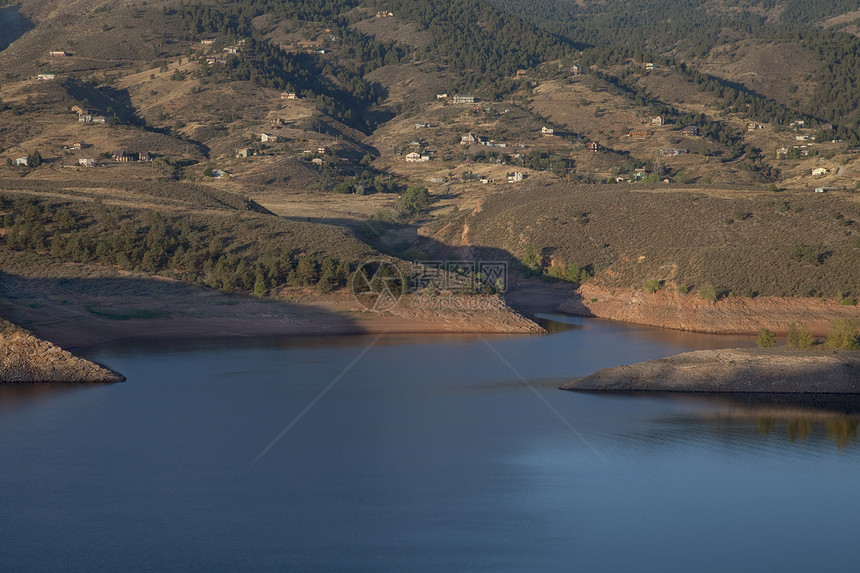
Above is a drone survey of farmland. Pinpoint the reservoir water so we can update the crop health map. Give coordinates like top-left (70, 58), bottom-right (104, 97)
top-left (1, 315), bottom-right (858, 571)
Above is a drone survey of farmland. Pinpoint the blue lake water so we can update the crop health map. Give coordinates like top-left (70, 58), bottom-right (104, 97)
top-left (1, 315), bottom-right (858, 571)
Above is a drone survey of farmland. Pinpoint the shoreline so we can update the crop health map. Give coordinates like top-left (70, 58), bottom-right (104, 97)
top-left (557, 284), bottom-right (860, 336)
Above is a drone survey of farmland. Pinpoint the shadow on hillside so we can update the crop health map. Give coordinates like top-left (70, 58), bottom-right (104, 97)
top-left (0, 271), bottom-right (362, 349)
top-left (0, 6), bottom-right (33, 52)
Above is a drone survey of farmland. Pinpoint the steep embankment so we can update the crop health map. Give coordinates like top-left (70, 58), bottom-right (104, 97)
top-left (0, 320), bottom-right (123, 382)
top-left (558, 283), bottom-right (860, 335)
top-left (563, 347), bottom-right (860, 394)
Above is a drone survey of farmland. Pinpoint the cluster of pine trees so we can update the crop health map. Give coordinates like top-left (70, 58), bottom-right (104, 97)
top-left (0, 196), bottom-right (354, 295)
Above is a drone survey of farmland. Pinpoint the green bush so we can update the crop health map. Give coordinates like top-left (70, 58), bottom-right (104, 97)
top-left (756, 327), bottom-right (776, 348)
top-left (787, 322), bottom-right (814, 350)
top-left (643, 278), bottom-right (661, 293)
top-left (825, 319), bottom-right (860, 350)
top-left (699, 282), bottom-right (717, 303)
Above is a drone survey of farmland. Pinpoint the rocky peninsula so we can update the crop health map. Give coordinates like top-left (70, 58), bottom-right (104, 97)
top-left (563, 347), bottom-right (860, 394)
top-left (0, 320), bottom-right (124, 383)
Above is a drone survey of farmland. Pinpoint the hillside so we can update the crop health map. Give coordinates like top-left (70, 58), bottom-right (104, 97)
top-left (3, 0), bottom-right (860, 341)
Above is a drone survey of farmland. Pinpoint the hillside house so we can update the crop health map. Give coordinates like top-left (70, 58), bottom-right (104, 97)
top-left (796, 135), bottom-right (810, 141)
top-left (659, 149), bottom-right (688, 156)
top-left (452, 95), bottom-right (477, 104)
top-left (223, 46), bottom-right (240, 54)
top-left (113, 151), bottom-right (139, 162)
top-left (629, 130), bottom-right (653, 140)
top-left (507, 172), bottom-right (525, 182)
top-left (91, 116), bottom-right (106, 123)
top-left (634, 168), bottom-right (647, 179)
top-left (585, 141), bottom-right (600, 152)
top-left (236, 148), bottom-right (253, 158)
top-left (570, 64), bottom-right (583, 76)
top-left (415, 122), bottom-right (430, 129)
top-left (78, 115), bottom-right (93, 123)
top-left (812, 167), bottom-right (829, 176)
top-left (317, 146), bottom-right (329, 154)
top-left (260, 133), bottom-right (278, 143)
top-left (644, 62), bottom-right (656, 71)
top-left (71, 105), bottom-right (88, 115)
top-left (200, 39), bottom-right (216, 45)
top-left (461, 133), bottom-right (478, 145)
top-left (651, 116), bottom-right (664, 126)
top-left (541, 126), bottom-right (555, 136)
top-left (37, 73), bottom-right (56, 81)
top-left (78, 158), bottom-right (95, 167)
top-left (281, 92), bottom-right (297, 99)
top-left (681, 126), bottom-right (699, 136)
top-left (206, 58), bottom-right (227, 65)
top-left (376, 10), bottom-right (394, 17)
top-left (405, 152), bottom-right (429, 163)
top-left (516, 69), bottom-right (527, 77)
top-left (15, 157), bottom-right (28, 166)
top-left (747, 122), bottom-right (764, 131)
top-left (49, 50), bottom-right (68, 57)
top-left (436, 93), bottom-right (448, 100)
top-left (71, 142), bottom-right (83, 150)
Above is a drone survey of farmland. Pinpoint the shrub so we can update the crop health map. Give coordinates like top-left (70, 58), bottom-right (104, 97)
top-left (522, 244), bottom-right (541, 272)
top-left (699, 282), bottom-right (717, 303)
top-left (756, 328), bottom-right (776, 348)
top-left (825, 319), bottom-right (860, 350)
top-left (643, 278), bottom-right (661, 293)
top-left (787, 322), bottom-right (814, 350)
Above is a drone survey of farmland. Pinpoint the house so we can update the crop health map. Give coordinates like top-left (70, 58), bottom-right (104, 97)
top-left (747, 122), bottom-right (764, 131)
top-left (541, 126), bottom-right (555, 136)
top-left (681, 125), bottom-right (699, 136)
top-left (200, 39), bottom-right (216, 45)
top-left (223, 46), bottom-right (240, 54)
top-left (659, 149), bottom-right (688, 156)
top-left (405, 152), bottom-right (429, 163)
top-left (78, 115), bottom-right (93, 123)
top-left (317, 146), bottom-right (329, 154)
top-left (516, 69), bottom-right (527, 77)
top-left (507, 172), bottom-right (525, 182)
top-left (644, 62), bottom-right (656, 71)
top-left (139, 152), bottom-right (153, 162)
top-left (796, 135), bottom-right (810, 141)
top-left (585, 141), bottom-right (600, 152)
top-left (236, 148), bottom-right (253, 158)
top-left (629, 130), bottom-right (653, 140)
top-left (570, 64), bottom-right (583, 76)
top-left (376, 10), bottom-right (394, 17)
top-left (436, 93), bottom-right (448, 100)
top-left (280, 92), bottom-right (297, 99)
top-left (91, 116), bottom-right (106, 123)
top-left (15, 157), bottom-right (28, 166)
top-left (260, 133), bottom-right (278, 143)
top-left (815, 187), bottom-right (830, 193)
top-left (812, 167), bottom-right (829, 176)
top-left (452, 95), bottom-right (477, 104)
top-left (71, 105), bottom-right (88, 115)
top-left (634, 168), bottom-right (647, 179)
top-left (49, 50), bottom-right (68, 57)
top-left (37, 73), bottom-right (56, 81)
top-left (113, 151), bottom-right (139, 162)
top-left (206, 57), bottom-right (227, 65)
top-left (651, 116), bottom-right (664, 126)
top-left (71, 142), bottom-right (83, 150)
top-left (409, 139), bottom-right (422, 147)
top-left (415, 122), bottom-right (430, 129)
top-left (460, 133), bottom-right (477, 145)
top-left (78, 158), bottom-right (95, 167)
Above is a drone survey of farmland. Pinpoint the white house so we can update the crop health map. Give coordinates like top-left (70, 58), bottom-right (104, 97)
top-left (37, 73), bottom-right (56, 81)
top-left (405, 152), bottom-right (429, 162)
top-left (260, 133), bottom-right (278, 143)
top-left (812, 167), bottom-right (829, 176)
top-left (15, 157), bottom-right (28, 166)
top-left (507, 172), bottom-right (524, 182)
top-left (78, 158), bottom-right (95, 167)
top-left (541, 126), bottom-right (555, 136)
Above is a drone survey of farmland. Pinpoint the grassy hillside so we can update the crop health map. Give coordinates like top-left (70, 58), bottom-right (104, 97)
top-left (426, 183), bottom-right (860, 299)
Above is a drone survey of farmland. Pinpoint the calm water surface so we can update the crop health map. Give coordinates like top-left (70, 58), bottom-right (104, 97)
top-left (1, 315), bottom-right (858, 571)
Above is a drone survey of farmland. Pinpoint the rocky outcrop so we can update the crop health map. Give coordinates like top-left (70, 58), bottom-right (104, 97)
top-left (562, 348), bottom-right (860, 393)
top-left (558, 284), bottom-right (860, 335)
top-left (0, 328), bottom-right (124, 383)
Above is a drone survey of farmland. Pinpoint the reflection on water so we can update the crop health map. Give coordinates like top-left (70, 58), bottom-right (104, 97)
top-left (613, 392), bottom-right (860, 450)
